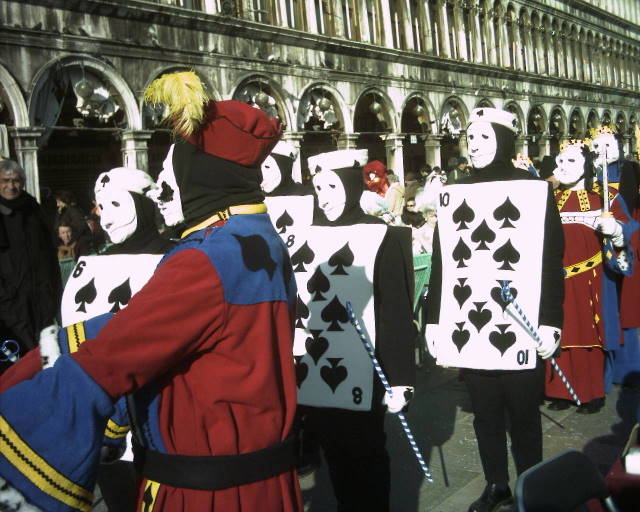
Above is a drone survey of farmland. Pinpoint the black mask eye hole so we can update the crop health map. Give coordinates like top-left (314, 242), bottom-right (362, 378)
top-left (482, 134), bottom-right (489, 140)
top-left (158, 182), bottom-right (174, 202)
top-left (111, 201), bottom-right (120, 207)
top-left (568, 159), bottom-right (575, 163)
top-left (468, 134), bottom-right (474, 140)
top-left (329, 184), bottom-right (336, 189)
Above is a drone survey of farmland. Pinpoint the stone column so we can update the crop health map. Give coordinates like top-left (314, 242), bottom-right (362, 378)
top-left (384, 134), bottom-right (406, 183)
top-left (401, 0), bottom-right (415, 50)
top-left (121, 130), bottom-right (154, 172)
top-left (523, 21), bottom-right (535, 73)
top-left (9, 126), bottom-right (45, 202)
top-left (282, 131), bottom-right (304, 183)
top-left (305, 0), bottom-right (319, 33)
top-left (472, 6), bottom-right (483, 63)
top-left (420, 0), bottom-right (434, 54)
top-left (515, 135), bottom-right (528, 157)
top-left (424, 134), bottom-right (442, 168)
top-left (487, 9), bottom-right (498, 66)
top-left (438, 0), bottom-right (452, 58)
top-left (453, 1), bottom-right (468, 61)
top-left (498, 8), bottom-right (511, 67)
top-left (542, 134), bottom-right (552, 157)
top-left (458, 130), bottom-right (467, 157)
top-left (513, 16), bottom-right (524, 70)
top-left (623, 135), bottom-right (633, 157)
top-left (380, 0), bottom-right (395, 48)
top-left (337, 132), bottom-right (359, 149)
top-left (565, 34), bottom-right (575, 80)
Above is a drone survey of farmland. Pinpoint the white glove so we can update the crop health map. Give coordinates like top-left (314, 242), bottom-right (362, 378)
top-left (383, 386), bottom-right (414, 413)
top-left (596, 215), bottom-right (625, 247)
top-left (38, 324), bottom-right (60, 369)
top-left (425, 324), bottom-right (438, 359)
top-left (537, 325), bottom-right (561, 360)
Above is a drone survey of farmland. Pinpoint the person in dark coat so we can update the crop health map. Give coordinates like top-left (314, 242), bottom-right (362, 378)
top-left (0, 159), bottom-right (61, 370)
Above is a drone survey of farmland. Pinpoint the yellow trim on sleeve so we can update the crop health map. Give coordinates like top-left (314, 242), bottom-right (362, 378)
top-left (66, 322), bottom-right (86, 353)
top-left (104, 419), bottom-right (130, 439)
top-left (0, 415), bottom-right (93, 511)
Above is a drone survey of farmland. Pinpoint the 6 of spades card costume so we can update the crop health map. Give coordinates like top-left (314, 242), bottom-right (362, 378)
top-left (546, 141), bottom-right (635, 411)
top-left (425, 108), bottom-right (565, 510)
top-left (0, 72), bottom-right (302, 512)
top-left (291, 149), bottom-right (415, 511)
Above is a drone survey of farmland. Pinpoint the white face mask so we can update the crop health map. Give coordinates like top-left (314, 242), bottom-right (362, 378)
top-left (467, 121), bottom-right (497, 169)
top-left (554, 147), bottom-right (586, 188)
top-left (591, 134), bottom-right (620, 166)
top-left (97, 188), bottom-right (137, 244)
top-left (313, 170), bottom-right (346, 222)
top-left (147, 145), bottom-right (184, 226)
top-left (260, 154), bottom-right (282, 194)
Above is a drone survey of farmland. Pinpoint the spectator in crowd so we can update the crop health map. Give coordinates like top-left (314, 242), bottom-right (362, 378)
top-left (417, 164), bottom-right (432, 185)
top-left (404, 171), bottom-right (421, 202)
top-left (56, 223), bottom-right (91, 261)
top-left (385, 173), bottom-right (405, 217)
top-left (53, 189), bottom-right (91, 245)
top-left (0, 159), bottom-right (61, 369)
top-left (85, 212), bottom-right (109, 253)
top-left (447, 156), bottom-right (470, 184)
top-left (401, 198), bottom-right (426, 228)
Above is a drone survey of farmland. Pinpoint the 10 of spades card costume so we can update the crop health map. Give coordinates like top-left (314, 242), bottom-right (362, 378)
top-left (290, 149), bottom-right (415, 511)
top-left (426, 108), bottom-right (565, 512)
top-left (0, 72), bottom-right (302, 512)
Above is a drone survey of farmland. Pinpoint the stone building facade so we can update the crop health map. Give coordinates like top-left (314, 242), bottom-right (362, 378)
top-left (0, 0), bottom-right (638, 205)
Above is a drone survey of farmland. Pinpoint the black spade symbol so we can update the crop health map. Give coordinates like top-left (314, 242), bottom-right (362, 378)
top-left (107, 278), bottom-right (132, 313)
top-left (291, 242), bottom-right (315, 273)
top-left (75, 278), bottom-right (97, 313)
top-left (307, 267), bottom-right (330, 301)
top-left (452, 238), bottom-right (472, 268)
top-left (453, 278), bottom-right (472, 308)
top-left (295, 295), bottom-right (309, 328)
top-left (275, 210), bottom-right (294, 234)
top-left (321, 296), bottom-right (349, 331)
top-left (320, 358), bottom-right (348, 393)
top-left (294, 356), bottom-right (308, 388)
top-left (489, 324), bottom-right (516, 355)
top-left (471, 219), bottom-right (496, 250)
top-left (328, 243), bottom-right (354, 275)
top-left (452, 322), bottom-right (470, 352)
top-left (493, 197), bottom-right (521, 228)
top-left (232, 234), bottom-right (276, 279)
top-left (490, 281), bottom-right (518, 312)
top-left (468, 301), bottom-right (492, 332)
top-left (452, 200), bottom-right (475, 230)
top-left (493, 239), bottom-right (520, 271)
top-left (305, 329), bottom-right (329, 364)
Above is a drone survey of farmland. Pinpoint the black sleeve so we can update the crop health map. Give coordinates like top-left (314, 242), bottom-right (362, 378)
top-left (374, 226), bottom-right (416, 387)
top-left (538, 182), bottom-right (564, 329)
top-left (620, 162), bottom-right (640, 213)
top-left (424, 223), bottom-right (442, 324)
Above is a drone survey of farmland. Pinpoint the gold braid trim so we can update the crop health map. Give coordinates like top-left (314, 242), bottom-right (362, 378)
top-left (564, 251), bottom-right (602, 278)
top-left (556, 190), bottom-right (572, 211)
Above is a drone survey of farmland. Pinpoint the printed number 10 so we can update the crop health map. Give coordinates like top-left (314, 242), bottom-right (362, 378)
top-left (517, 350), bottom-right (529, 365)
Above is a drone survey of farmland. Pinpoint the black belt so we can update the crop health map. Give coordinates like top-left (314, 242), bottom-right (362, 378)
top-left (132, 435), bottom-right (296, 491)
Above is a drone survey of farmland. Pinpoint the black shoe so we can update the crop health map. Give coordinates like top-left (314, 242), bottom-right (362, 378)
top-left (547, 398), bottom-right (571, 411)
top-left (468, 483), bottom-right (513, 512)
top-left (576, 397), bottom-right (604, 414)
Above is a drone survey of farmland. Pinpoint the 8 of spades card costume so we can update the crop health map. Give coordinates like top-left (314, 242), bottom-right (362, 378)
top-left (425, 108), bottom-right (565, 510)
top-left (291, 149), bottom-right (415, 511)
top-left (0, 72), bottom-right (302, 512)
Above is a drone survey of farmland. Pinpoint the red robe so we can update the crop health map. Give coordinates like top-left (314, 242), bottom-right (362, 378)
top-left (544, 186), bottom-right (623, 403)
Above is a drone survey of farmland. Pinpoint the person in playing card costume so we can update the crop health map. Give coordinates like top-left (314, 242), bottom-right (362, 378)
top-left (0, 71), bottom-right (302, 512)
top-left (590, 125), bottom-right (640, 387)
top-left (546, 140), bottom-right (635, 414)
top-left (293, 149), bottom-right (415, 511)
top-left (425, 108), bottom-right (565, 512)
top-left (262, 141), bottom-right (314, 244)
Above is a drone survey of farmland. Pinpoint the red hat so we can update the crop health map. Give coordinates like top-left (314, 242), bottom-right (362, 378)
top-left (362, 160), bottom-right (389, 196)
top-left (189, 100), bottom-right (282, 168)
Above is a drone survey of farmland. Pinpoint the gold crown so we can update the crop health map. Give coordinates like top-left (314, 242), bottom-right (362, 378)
top-left (559, 138), bottom-right (588, 152)
top-left (588, 124), bottom-right (617, 139)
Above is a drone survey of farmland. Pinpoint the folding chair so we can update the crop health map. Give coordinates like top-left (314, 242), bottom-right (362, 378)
top-left (515, 450), bottom-right (620, 512)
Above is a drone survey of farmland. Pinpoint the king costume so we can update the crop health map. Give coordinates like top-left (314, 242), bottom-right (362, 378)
top-left (0, 72), bottom-right (302, 512)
